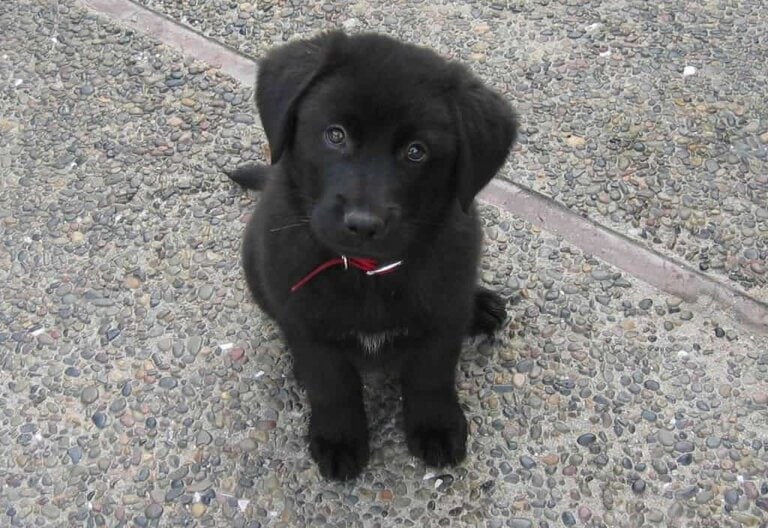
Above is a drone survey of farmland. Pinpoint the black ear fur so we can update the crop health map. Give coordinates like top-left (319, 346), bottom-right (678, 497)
top-left (452, 75), bottom-right (518, 212)
top-left (256, 31), bottom-right (345, 163)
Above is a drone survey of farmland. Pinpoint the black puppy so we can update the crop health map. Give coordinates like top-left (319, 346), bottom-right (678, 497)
top-left (227, 31), bottom-right (517, 480)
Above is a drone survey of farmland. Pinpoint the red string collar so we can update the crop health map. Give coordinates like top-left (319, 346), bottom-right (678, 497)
top-left (291, 255), bottom-right (403, 293)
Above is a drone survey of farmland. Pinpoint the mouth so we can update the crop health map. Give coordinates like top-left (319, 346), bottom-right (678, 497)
top-left (310, 227), bottom-right (397, 261)
top-left (325, 239), bottom-right (392, 261)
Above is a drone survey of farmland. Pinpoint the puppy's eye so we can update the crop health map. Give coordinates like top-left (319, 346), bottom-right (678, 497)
top-left (325, 125), bottom-right (347, 147)
top-left (406, 142), bottom-right (428, 163)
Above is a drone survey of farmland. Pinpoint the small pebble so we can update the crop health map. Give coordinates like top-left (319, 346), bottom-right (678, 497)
top-left (658, 430), bottom-right (675, 446)
top-left (68, 447), bottom-right (83, 464)
top-left (675, 485), bottom-right (698, 499)
top-left (191, 503), bottom-right (206, 518)
top-left (744, 481), bottom-right (759, 499)
top-left (541, 454), bottom-right (559, 466)
top-left (674, 441), bottom-right (694, 453)
top-left (159, 377), bottom-right (178, 389)
top-left (109, 398), bottom-right (127, 413)
top-left (165, 487), bottom-right (184, 501)
top-left (41, 504), bottom-right (59, 519)
top-left (145, 504), bottom-right (163, 520)
top-left (233, 113), bottom-right (255, 124)
top-left (696, 490), bottom-right (713, 504)
top-left (632, 479), bottom-right (646, 494)
top-left (509, 519), bottom-right (532, 528)
top-left (81, 387), bottom-right (99, 404)
top-left (196, 430), bottom-right (213, 446)
top-left (92, 412), bottom-right (107, 429)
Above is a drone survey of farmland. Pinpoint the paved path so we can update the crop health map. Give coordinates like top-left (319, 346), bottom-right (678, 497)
top-left (0, 1), bottom-right (766, 527)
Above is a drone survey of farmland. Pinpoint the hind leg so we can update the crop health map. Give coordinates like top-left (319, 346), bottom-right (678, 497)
top-left (468, 287), bottom-right (507, 336)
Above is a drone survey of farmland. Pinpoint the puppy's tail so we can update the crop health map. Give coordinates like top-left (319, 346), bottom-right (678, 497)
top-left (224, 163), bottom-right (271, 191)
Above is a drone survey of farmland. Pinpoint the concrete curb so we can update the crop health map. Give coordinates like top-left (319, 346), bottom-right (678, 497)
top-left (81, 0), bottom-right (257, 85)
top-left (480, 180), bottom-right (768, 333)
top-left (80, 0), bottom-right (768, 334)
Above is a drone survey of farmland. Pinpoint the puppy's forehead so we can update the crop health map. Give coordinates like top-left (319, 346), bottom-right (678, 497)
top-left (312, 74), bottom-right (452, 127)
top-left (308, 40), bottom-right (458, 128)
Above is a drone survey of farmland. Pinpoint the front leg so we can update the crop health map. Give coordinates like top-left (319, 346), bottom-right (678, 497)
top-left (289, 336), bottom-right (369, 481)
top-left (401, 334), bottom-right (468, 467)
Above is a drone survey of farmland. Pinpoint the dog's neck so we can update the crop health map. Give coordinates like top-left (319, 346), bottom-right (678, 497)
top-left (290, 255), bottom-right (403, 293)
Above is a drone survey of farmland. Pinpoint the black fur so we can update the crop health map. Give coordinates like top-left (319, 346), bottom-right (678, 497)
top-left (227, 31), bottom-right (517, 481)
top-left (224, 164), bottom-right (271, 191)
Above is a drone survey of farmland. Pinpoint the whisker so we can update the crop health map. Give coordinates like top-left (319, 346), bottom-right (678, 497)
top-left (269, 221), bottom-right (310, 232)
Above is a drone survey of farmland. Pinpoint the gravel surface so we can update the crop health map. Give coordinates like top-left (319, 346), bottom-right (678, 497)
top-left (1, 0), bottom-right (767, 527)
top-left (133, 0), bottom-right (768, 301)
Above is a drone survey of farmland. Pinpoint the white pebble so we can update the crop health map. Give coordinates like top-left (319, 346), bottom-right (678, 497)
top-left (342, 18), bottom-right (359, 30)
top-left (683, 66), bottom-right (697, 77)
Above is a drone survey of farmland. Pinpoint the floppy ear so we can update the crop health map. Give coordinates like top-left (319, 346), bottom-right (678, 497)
top-left (452, 77), bottom-right (518, 212)
top-left (256, 31), bottom-right (344, 163)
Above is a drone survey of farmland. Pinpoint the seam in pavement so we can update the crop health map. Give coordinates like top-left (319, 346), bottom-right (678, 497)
top-left (480, 181), bottom-right (768, 333)
top-left (80, 0), bottom-right (768, 334)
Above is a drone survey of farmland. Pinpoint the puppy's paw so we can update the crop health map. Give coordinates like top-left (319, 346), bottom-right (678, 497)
top-left (309, 434), bottom-right (369, 481)
top-left (405, 402), bottom-right (467, 467)
top-left (469, 287), bottom-right (507, 336)
top-left (309, 409), bottom-right (369, 481)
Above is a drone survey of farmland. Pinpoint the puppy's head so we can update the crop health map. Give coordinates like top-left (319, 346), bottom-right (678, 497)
top-left (257, 31), bottom-right (518, 260)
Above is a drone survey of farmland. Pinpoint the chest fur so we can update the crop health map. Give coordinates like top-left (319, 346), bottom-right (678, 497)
top-left (352, 328), bottom-right (409, 355)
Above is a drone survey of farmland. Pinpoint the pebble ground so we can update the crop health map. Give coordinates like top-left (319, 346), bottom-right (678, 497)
top-left (1, 1), bottom-right (767, 527)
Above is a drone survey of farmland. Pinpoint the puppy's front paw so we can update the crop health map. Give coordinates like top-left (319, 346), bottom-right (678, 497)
top-left (405, 401), bottom-right (467, 467)
top-left (309, 434), bottom-right (369, 481)
top-left (469, 287), bottom-right (507, 336)
top-left (309, 409), bottom-right (369, 481)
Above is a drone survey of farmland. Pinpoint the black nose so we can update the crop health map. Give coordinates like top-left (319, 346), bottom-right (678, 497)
top-left (343, 209), bottom-right (385, 239)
